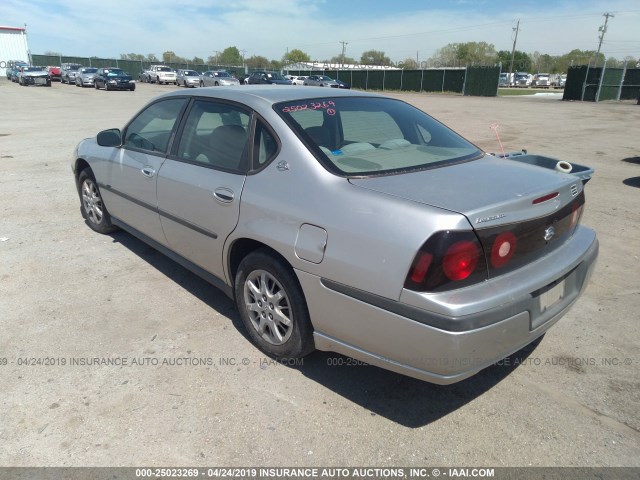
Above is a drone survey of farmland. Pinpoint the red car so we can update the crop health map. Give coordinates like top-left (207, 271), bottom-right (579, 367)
top-left (47, 66), bottom-right (61, 81)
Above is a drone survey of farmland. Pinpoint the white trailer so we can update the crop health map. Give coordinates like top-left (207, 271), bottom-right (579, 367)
top-left (0, 25), bottom-right (31, 77)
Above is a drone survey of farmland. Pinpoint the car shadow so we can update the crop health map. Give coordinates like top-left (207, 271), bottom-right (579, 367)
top-left (623, 176), bottom-right (640, 188)
top-left (296, 338), bottom-right (543, 428)
top-left (107, 228), bottom-right (543, 428)
top-left (107, 230), bottom-right (246, 337)
top-left (621, 156), bottom-right (640, 165)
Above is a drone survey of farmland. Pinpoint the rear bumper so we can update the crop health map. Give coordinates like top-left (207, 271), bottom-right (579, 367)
top-left (299, 226), bottom-right (598, 384)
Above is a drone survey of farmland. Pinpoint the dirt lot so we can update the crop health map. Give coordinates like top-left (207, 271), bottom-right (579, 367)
top-left (1, 78), bottom-right (639, 468)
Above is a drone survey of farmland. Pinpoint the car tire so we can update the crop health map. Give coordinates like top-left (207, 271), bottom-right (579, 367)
top-left (235, 249), bottom-right (315, 359)
top-left (78, 169), bottom-right (118, 234)
top-left (130, 85), bottom-right (135, 91)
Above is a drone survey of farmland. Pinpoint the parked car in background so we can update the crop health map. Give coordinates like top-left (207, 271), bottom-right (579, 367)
top-left (7, 61), bottom-right (29, 81)
top-left (333, 78), bottom-right (351, 89)
top-left (93, 68), bottom-right (135, 91)
top-left (247, 71), bottom-right (292, 85)
top-left (514, 72), bottom-right (532, 87)
top-left (47, 66), bottom-right (61, 81)
top-left (177, 69), bottom-right (201, 87)
top-left (72, 87), bottom-right (597, 385)
top-left (532, 73), bottom-right (551, 88)
top-left (17, 66), bottom-right (51, 86)
top-left (303, 75), bottom-right (341, 87)
top-left (148, 65), bottom-right (177, 85)
top-left (200, 70), bottom-right (240, 87)
top-left (6, 60), bottom-right (29, 80)
top-left (61, 63), bottom-right (83, 84)
top-left (291, 75), bottom-right (307, 85)
top-left (75, 67), bottom-right (99, 87)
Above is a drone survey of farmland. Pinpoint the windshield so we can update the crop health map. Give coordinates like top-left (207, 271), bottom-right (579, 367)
top-left (105, 69), bottom-right (126, 77)
top-left (184, 70), bottom-right (198, 76)
top-left (276, 97), bottom-right (482, 176)
top-left (82, 68), bottom-right (98, 73)
top-left (23, 67), bottom-right (44, 72)
top-left (214, 71), bottom-right (231, 77)
top-left (266, 72), bottom-right (286, 80)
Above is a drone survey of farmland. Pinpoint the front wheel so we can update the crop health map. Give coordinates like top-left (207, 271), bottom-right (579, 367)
top-left (235, 250), bottom-right (315, 359)
top-left (78, 169), bottom-right (117, 234)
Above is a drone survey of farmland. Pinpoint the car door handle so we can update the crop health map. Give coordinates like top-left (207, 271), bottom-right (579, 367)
top-left (213, 187), bottom-right (234, 203)
top-left (141, 166), bottom-right (156, 178)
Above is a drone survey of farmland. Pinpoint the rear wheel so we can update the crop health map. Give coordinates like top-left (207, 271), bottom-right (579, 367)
top-left (235, 250), bottom-right (315, 359)
top-left (78, 169), bottom-right (117, 234)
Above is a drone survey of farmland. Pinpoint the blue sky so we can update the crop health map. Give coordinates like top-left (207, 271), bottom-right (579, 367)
top-left (1, 0), bottom-right (638, 63)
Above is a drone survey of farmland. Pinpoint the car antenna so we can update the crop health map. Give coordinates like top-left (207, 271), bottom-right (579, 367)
top-left (489, 123), bottom-right (506, 157)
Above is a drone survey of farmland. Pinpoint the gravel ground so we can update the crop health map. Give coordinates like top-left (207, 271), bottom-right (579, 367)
top-left (0, 78), bottom-right (639, 468)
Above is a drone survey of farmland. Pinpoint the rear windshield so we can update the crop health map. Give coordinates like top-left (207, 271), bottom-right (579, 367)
top-left (275, 97), bottom-right (482, 176)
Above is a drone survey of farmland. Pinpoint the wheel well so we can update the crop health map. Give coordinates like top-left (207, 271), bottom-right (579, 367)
top-left (228, 239), bottom-right (290, 284)
top-left (75, 159), bottom-right (91, 178)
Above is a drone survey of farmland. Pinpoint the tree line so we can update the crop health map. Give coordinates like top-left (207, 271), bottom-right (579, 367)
top-left (112, 42), bottom-right (638, 73)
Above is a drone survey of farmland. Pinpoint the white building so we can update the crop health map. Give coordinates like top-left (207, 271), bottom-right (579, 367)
top-left (0, 25), bottom-right (31, 76)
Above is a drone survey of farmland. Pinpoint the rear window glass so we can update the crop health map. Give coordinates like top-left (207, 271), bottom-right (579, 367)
top-left (275, 97), bottom-right (482, 176)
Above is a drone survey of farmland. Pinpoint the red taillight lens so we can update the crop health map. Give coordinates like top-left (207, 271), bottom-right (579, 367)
top-left (490, 231), bottom-right (517, 269)
top-left (409, 252), bottom-right (433, 283)
top-left (442, 241), bottom-right (481, 281)
top-left (404, 231), bottom-right (487, 292)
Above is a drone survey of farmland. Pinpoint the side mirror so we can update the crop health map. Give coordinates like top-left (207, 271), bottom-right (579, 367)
top-left (97, 128), bottom-right (122, 147)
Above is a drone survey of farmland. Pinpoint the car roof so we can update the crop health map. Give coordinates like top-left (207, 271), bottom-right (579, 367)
top-left (158, 85), bottom-right (381, 106)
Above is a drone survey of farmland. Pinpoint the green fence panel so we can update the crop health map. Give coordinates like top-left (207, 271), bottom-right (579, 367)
top-left (349, 71), bottom-right (368, 89)
top-left (399, 70), bottom-right (420, 92)
top-left (442, 69), bottom-right (465, 93)
top-left (598, 68), bottom-right (624, 101)
top-left (563, 66), bottom-right (586, 100)
top-left (464, 66), bottom-right (500, 96)
top-left (621, 68), bottom-right (640, 100)
top-left (422, 70), bottom-right (445, 92)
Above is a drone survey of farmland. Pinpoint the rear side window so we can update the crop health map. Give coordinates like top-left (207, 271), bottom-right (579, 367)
top-left (176, 99), bottom-right (250, 172)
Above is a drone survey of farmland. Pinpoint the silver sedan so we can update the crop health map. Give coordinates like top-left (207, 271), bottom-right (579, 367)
top-left (200, 70), bottom-right (240, 87)
top-left (75, 67), bottom-right (98, 87)
top-left (72, 87), bottom-right (598, 384)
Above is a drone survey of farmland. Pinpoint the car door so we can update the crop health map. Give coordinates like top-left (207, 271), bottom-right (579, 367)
top-left (156, 99), bottom-right (251, 281)
top-left (101, 97), bottom-right (188, 245)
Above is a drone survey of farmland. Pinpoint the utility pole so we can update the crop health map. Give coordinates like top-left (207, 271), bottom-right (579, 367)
top-left (340, 41), bottom-right (348, 68)
top-left (509, 19), bottom-right (520, 79)
top-left (596, 12), bottom-right (614, 66)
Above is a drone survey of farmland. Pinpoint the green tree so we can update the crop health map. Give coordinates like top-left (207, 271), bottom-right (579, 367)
top-left (360, 50), bottom-right (391, 66)
top-left (429, 41), bottom-right (497, 67)
top-left (496, 50), bottom-right (531, 72)
top-left (283, 48), bottom-right (310, 63)
top-left (218, 46), bottom-right (243, 66)
top-left (246, 55), bottom-right (270, 70)
top-left (399, 58), bottom-right (418, 69)
top-left (192, 56), bottom-right (204, 66)
top-left (162, 51), bottom-right (187, 64)
top-left (120, 53), bottom-right (145, 61)
top-left (330, 55), bottom-right (356, 65)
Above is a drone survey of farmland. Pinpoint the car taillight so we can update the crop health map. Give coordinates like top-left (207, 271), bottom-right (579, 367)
top-left (490, 231), bottom-right (517, 269)
top-left (442, 241), bottom-right (480, 280)
top-left (405, 231), bottom-right (487, 292)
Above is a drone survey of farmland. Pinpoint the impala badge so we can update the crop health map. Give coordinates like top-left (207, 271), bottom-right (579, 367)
top-left (544, 226), bottom-right (555, 242)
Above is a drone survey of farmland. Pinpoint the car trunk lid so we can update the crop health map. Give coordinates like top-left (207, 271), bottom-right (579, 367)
top-left (349, 155), bottom-right (585, 279)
